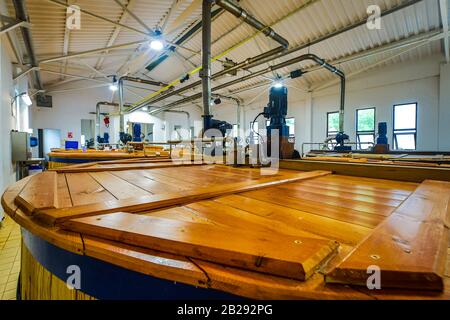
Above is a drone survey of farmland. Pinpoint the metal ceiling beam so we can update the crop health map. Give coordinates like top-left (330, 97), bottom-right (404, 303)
top-left (228, 29), bottom-right (444, 96)
top-left (95, 0), bottom-right (137, 70)
top-left (12, 0), bottom-right (43, 90)
top-left (113, 0), bottom-right (151, 33)
top-left (0, 15), bottom-right (30, 34)
top-left (312, 31), bottom-right (446, 92)
top-left (44, 0), bottom-right (153, 37)
top-left (160, 0), bottom-right (181, 32)
top-left (61, 0), bottom-right (72, 80)
top-left (39, 39), bottom-right (148, 64)
top-left (439, 0), bottom-right (449, 63)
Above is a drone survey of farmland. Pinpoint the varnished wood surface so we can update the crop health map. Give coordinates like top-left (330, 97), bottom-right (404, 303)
top-left (63, 212), bottom-right (339, 280)
top-left (327, 180), bottom-right (450, 290)
top-left (2, 159), bottom-right (450, 299)
top-left (48, 148), bottom-right (169, 159)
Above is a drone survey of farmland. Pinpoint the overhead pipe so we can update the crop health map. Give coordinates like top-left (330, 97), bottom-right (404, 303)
top-left (95, 101), bottom-right (131, 148)
top-left (127, 45), bottom-right (285, 113)
top-left (161, 110), bottom-right (191, 127)
top-left (151, 54), bottom-right (346, 132)
top-left (12, 0), bottom-right (43, 90)
top-left (213, 94), bottom-right (242, 132)
top-left (127, 0), bottom-right (420, 113)
top-left (146, 8), bottom-right (224, 72)
top-left (215, 0), bottom-right (289, 49)
top-left (118, 76), bottom-right (168, 133)
top-left (201, 0), bottom-right (213, 131)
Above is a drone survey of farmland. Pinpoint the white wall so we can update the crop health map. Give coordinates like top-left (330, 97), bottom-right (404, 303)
top-left (439, 63), bottom-right (450, 151)
top-left (0, 37), bottom-right (15, 205)
top-left (32, 83), bottom-right (203, 146)
top-left (31, 86), bottom-right (112, 147)
top-left (0, 36), bottom-right (29, 220)
top-left (239, 54), bottom-right (448, 152)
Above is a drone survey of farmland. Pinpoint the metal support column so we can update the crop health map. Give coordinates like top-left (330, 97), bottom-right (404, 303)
top-left (201, 0), bottom-right (213, 132)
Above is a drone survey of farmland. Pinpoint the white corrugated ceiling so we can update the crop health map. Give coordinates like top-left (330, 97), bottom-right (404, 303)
top-left (5, 0), bottom-right (446, 103)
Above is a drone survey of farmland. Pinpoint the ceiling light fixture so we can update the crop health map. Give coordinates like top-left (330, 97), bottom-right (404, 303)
top-left (109, 75), bottom-right (118, 91)
top-left (150, 29), bottom-right (164, 51)
top-left (273, 81), bottom-right (284, 89)
top-left (21, 93), bottom-right (33, 106)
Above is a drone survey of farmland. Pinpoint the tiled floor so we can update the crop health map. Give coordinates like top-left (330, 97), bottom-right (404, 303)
top-left (0, 215), bottom-right (21, 300)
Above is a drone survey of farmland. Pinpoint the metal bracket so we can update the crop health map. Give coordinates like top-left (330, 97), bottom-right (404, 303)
top-left (0, 15), bottom-right (31, 35)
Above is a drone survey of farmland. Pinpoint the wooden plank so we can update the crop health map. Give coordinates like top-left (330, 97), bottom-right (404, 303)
top-left (62, 212), bottom-right (339, 280)
top-left (280, 159), bottom-right (450, 183)
top-left (298, 179), bottom-right (410, 201)
top-left (184, 200), bottom-right (326, 240)
top-left (394, 180), bottom-right (450, 225)
top-left (272, 185), bottom-right (396, 216)
top-left (111, 170), bottom-right (187, 194)
top-left (36, 170), bottom-right (331, 226)
top-left (82, 235), bottom-right (210, 288)
top-left (56, 174), bottom-right (73, 208)
top-left (321, 175), bottom-right (417, 192)
top-left (53, 162), bottom-right (206, 173)
top-left (284, 182), bottom-right (404, 207)
top-left (327, 180), bottom-right (450, 291)
top-left (149, 167), bottom-right (245, 187)
top-left (89, 172), bottom-right (151, 199)
top-left (243, 188), bottom-right (385, 228)
top-left (15, 171), bottom-right (58, 215)
top-left (65, 173), bottom-right (116, 206)
top-left (0, 176), bottom-right (33, 217)
top-left (213, 195), bottom-right (372, 246)
top-left (139, 169), bottom-right (201, 189)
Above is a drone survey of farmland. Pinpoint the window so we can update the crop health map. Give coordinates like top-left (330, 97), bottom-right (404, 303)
top-left (266, 118), bottom-right (295, 137)
top-left (250, 121), bottom-right (259, 143)
top-left (174, 125), bottom-right (182, 140)
top-left (327, 111), bottom-right (339, 138)
top-left (356, 108), bottom-right (375, 150)
top-left (232, 124), bottom-right (238, 137)
top-left (326, 112), bottom-right (340, 149)
top-left (393, 103), bottom-right (417, 150)
top-left (286, 118), bottom-right (295, 138)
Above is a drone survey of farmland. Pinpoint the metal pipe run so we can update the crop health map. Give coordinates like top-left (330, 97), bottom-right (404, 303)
top-left (118, 76), bottom-right (168, 133)
top-left (12, 0), bottom-right (43, 90)
top-left (162, 110), bottom-right (191, 127)
top-left (128, 0), bottom-right (421, 114)
top-left (127, 46), bottom-right (285, 113)
top-left (95, 101), bottom-right (130, 148)
top-left (215, 0), bottom-right (289, 49)
top-left (201, 0), bottom-right (213, 130)
top-left (150, 54), bottom-right (345, 119)
top-left (213, 94), bottom-right (242, 132)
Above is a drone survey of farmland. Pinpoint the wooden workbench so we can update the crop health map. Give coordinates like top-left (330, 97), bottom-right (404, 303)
top-left (2, 159), bottom-right (449, 299)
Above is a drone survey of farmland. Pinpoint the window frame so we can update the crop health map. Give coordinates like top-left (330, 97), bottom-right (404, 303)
top-left (393, 102), bottom-right (418, 150)
top-left (326, 111), bottom-right (340, 138)
top-left (356, 107), bottom-right (376, 150)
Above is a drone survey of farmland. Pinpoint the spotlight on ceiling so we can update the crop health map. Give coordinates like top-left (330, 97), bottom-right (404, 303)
top-left (21, 93), bottom-right (33, 106)
top-left (273, 81), bottom-right (284, 89)
top-left (109, 75), bottom-right (118, 91)
top-left (213, 98), bottom-right (222, 105)
top-left (142, 106), bottom-right (148, 111)
top-left (150, 39), bottom-right (164, 51)
top-left (150, 29), bottom-right (164, 51)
